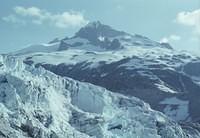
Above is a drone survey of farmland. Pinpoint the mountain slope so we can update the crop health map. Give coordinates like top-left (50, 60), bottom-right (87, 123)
top-left (1, 55), bottom-right (198, 138)
top-left (11, 22), bottom-right (200, 123)
top-left (20, 43), bottom-right (200, 122)
top-left (12, 43), bottom-right (60, 56)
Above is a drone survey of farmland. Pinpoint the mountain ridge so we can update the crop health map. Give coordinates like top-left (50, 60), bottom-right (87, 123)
top-left (12, 21), bottom-right (173, 55)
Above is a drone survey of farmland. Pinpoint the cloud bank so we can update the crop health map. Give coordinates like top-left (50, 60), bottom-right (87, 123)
top-left (176, 9), bottom-right (200, 35)
top-left (2, 6), bottom-right (89, 28)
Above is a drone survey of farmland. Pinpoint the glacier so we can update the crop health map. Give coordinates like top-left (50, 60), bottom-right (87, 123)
top-left (0, 55), bottom-right (198, 138)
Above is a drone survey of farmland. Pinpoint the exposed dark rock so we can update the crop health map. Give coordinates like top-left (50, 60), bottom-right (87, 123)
top-left (23, 60), bottom-right (34, 66)
top-left (75, 21), bottom-right (126, 42)
top-left (50, 131), bottom-right (59, 138)
top-left (0, 63), bottom-right (3, 67)
top-left (0, 131), bottom-right (6, 137)
top-left (183, 62), bottom-right (200, 77)
top-left (160, 42), bottom-right (173, 50)
top-left (0, 75), bottom-right (8, 83)
top-left (34, 110), bottom-right (53, 128)
top-left (48, 38), bottom-right (60, 44)
top-left (57, 40), bottom-right (71, 51)
top-left (108, 124), bottom-right (123, 130)
top-left (20, 123), bottom-right (42, 138)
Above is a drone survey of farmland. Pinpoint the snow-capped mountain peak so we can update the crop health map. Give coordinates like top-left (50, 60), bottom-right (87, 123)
top-left (12, 21), bottom-right (173, 55)
top-left (75, 21), bottom-right (126, 39)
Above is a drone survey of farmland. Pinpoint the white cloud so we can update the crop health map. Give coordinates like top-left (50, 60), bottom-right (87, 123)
top-left (2, 14), bottom-right (26, 25)
top-left (169, 35), bottom-right (181, 41)
top-left (3, 6), bottom-right (89, 28)
top-left (176, 9), bottom-right (200, 34)
top-left (52, 12), bottom-right (88, 28)
top-left (14, 6), bottom-right (43, 17)
top-left (160, 35), bottom-right (181, 43)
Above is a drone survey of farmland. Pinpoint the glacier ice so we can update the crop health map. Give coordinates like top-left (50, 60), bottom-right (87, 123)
top-left (0, 56), bottom-right (198, 138)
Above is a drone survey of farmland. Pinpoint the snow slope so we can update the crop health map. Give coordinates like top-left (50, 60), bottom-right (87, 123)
top-left (12, 43), bottom-right (60, 56)
top-left (21, 46), bottom-right (196, 70)
top-left (0, 55), bottom-right (198, 138)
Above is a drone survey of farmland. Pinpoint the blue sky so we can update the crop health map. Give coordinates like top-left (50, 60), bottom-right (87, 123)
top-left (0, 0), bottom-right (200, 54)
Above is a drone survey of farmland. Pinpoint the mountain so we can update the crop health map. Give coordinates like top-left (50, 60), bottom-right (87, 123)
top-left (6, 21), bottom-right (200, 137)
top-left (1, 55), bottom-right (198, 138)
top-left (12, 21), bottom-right (172, 55)
top-left (12, 21), bottom-right (200, 123)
